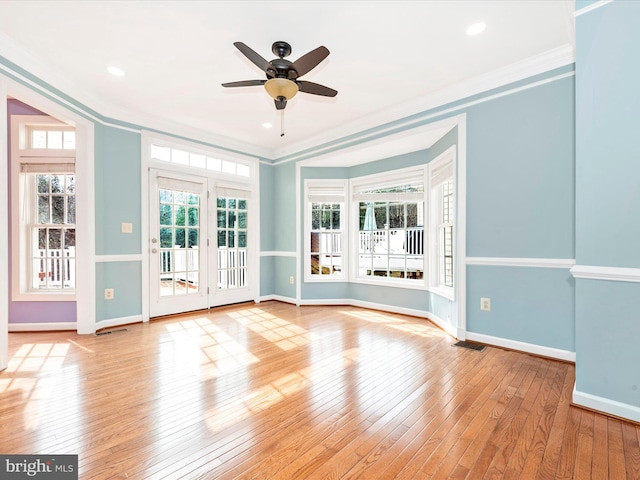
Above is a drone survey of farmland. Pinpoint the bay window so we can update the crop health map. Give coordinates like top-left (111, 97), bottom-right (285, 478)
top-left (303, 151), bottom-right (456, 296)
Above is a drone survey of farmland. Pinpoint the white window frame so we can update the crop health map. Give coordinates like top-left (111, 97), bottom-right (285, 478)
top-left (429, 146), bottom-right (456, 300)
top-left (349, 165), bottom-right (428, 290)
top-left (304, 179), bottom-right (348, 282)
top-left (11, 115), bottom-right (77, 301)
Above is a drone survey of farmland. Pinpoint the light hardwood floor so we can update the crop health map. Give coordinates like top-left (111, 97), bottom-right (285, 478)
top-left (1, 301), bottom-right (639, 479)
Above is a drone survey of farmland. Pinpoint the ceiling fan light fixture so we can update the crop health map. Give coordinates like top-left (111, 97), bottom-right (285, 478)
top-left (264, 77), bottom-right (299, 100)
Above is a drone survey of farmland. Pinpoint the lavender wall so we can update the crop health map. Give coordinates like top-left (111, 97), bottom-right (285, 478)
top-left (7, 98), bottom-right (77, 324)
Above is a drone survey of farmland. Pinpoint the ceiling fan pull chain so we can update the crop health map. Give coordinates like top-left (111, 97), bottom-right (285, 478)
top-left (281, 109), bottom-right (285, 137)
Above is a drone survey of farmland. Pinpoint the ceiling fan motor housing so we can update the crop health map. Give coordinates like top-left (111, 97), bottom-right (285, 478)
top-left (272, 41), bottom-right (292, 58)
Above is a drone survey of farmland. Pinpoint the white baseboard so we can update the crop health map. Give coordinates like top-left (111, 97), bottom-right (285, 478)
top-left (573, 385), bottom-right (640, 423)
top-left (259, 294), bottom-right (297, 305)
top-left (465, 332), bottom-right (575, 362)
top-left (9, 322), bottom-right (77, 332)
top-left (95, 315), bottom-right (143, 332)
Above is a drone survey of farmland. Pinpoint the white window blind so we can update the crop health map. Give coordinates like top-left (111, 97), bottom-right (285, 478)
top-left (216, 186), bottom-right (252, 199)
top-left (307, 184), bottom-right (345, 203)
top-left (157, 176), bottom-right (203, 194)
top-left (20, 163), bottom-right (75, 174)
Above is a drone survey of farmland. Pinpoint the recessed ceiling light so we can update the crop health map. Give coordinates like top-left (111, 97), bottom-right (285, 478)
top-left (466, 22), bottom-right (486, 36)
top-left (107, 66), bottom-right (125, 77)
top-left (262, 122), bottom-right (273, 129)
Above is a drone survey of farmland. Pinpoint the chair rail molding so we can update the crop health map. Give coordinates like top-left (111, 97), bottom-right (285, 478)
top-left (570, 264), bottom-right (640, 283)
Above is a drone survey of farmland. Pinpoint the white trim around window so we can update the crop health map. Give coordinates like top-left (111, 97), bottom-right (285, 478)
top-left (429, 146), bottom-right (456, 300)
top-left (10, 115), bottom-right (78, 302)
top-left (304, 179), bottom-right (348, 282)
top-left (349, 165), bottom-right (429, 290)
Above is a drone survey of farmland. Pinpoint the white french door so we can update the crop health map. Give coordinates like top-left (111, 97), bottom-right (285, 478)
top-left (210, 186), bottom-right (254, 307)
top-left (149, 169), bottom-right (209, 317)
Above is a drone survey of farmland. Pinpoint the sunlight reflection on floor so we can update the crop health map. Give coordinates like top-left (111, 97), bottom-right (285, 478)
top-left (1, 343), bottom-right (75, 431)
top-left (339, 309), bottom-right (445, 338)
top-left (205, 347), bottom-right (360, 433)
top-left (163, 317), bottom-right (259, 380)
top-left (228, 308), bottom-right (319, 350)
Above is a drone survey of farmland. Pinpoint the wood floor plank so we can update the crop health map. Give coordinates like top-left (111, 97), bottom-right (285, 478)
top-left (621, 420), bottom-right (640, 480)
top-left (1, 302), bottom-right (639, 480)
top-left (514, 362), bottom-right (567, 479)
top-left (574, 409), bottom-right (595, 480)
top-left (536, 363), bottom-right (574, 479)
top-left (608, 418), bottom-right (627, 480)
top-left (591, 412), bottom-right (609, 480)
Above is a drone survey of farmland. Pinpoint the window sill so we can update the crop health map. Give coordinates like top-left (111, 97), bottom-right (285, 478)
top-left (350, 277), bottom-right (427, 291)
top-left (304, 275), bottom-right (347, 283)
top-left (428, 285), bottom-right (455, 301)
top-left (12, 291), bottom-right (77, 302)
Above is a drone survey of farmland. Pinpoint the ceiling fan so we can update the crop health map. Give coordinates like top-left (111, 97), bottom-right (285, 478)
top-left (222, 41), bottom-right (338, 111)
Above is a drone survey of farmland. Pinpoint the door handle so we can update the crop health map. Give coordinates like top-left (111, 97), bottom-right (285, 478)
top-left (151, 248), bottom-right (158, 254)
top-left (151, 238), bottom-right (158, 243)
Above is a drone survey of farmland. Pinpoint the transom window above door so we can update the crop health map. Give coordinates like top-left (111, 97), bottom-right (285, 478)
top-left (150, 144), bottom-right (251, 177)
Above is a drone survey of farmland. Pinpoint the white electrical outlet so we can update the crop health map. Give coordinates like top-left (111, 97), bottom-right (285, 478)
top-left (121, 222), bottom-right (133, 233)
top-left (104, 288), bottom-right (114, 300)
top-left (289, 276), bottom-right (294, 285)
top-left (480, 297), bottom-right (491, 311)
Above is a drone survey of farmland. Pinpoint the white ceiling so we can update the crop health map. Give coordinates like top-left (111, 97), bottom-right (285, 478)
top-left (0, 1), bottom-right (575, 160)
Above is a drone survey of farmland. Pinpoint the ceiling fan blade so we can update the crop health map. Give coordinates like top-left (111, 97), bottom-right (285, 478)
top-left (222, 80), bottom-right (266, 88)
top-left (233, 42), bottom-right (272, 73)
top-left (297, 80), bottom-right (338, 97)
top-left (275, 98), bottom-right (287, 110)
top-left (290, 46), bottom-right (330, 77)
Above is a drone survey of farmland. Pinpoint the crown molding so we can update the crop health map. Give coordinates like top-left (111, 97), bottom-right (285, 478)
top-left (273, 44), bottom-right (575, 161)
top-left (1, 29), bottom-right (574, 164)
top-left (574, 0), bottom-right (614, 17)
top-left (0, 33), bottom-right (273, 160)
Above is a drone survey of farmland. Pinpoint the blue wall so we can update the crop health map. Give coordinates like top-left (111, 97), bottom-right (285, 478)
top-left (94, 126), bottom-right (142, 256)
top-left (96, 261), bottom-right (142, 322)
top-left (467, 265), bottom-right (574, 351)
top-left (94, 125), bottom-right (143, 323)
top-left (464, 72), bottom-right (576, 352)
top-left (574, 0), bottom-right (640, 418)
top-left (466, 77), bottom-right (575, 259)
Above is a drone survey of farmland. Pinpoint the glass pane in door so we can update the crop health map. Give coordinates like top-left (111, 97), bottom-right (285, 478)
top-left (217, 196), bottom-right (247, 290)
top-left (159, 188), bottom-right (201, 297)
